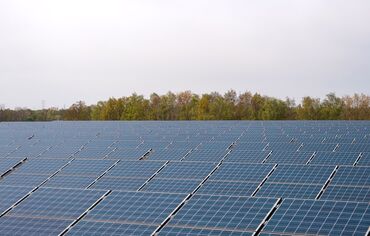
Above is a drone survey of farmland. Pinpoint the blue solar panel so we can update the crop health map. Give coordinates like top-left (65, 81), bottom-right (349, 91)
top-left (233, 142), bottom-right (267, 151)
top-left (111, 140), bottom-right (143, 149)
top-left (7, 188), bottom-right (107, 219)
top-left (255, 183), bottom-right (322, 199)
top-left (0, 121), bottom-right (369, 235)
top-left (105, 160), bottom-right (165, 178)
top-left (338, 143), bottom-right (370, 152)
top-left (155, 161), bottom-right (216, 180)
top-left (43, 175), bottom-right (96, 189)
top-left (320, 185), bottom-right (370, 202)
top-left (158, 227), bottom-right (254, 235)
top-left (310, 151), bottom-right (360, 165)
top-left (67, 221), bottom-right (157, 236)
top-left (225, 150), bottom-right (270, 163)
top-left (81, 191), bottom-right (186, 225)
top-left (141, 178), bottom-right (201, 194)
top-left (0, 188), bottom-right (107, 235)
top-left (265, 142), bottom-right (301, 152)
top-left (263, 199), bottom-right (370, 235)
top-left (356, 152), bottom-right (370, 166)
top-left (0, 174), bottom-right (49, 187)
top-left (72, 147), bottom-right (112, 158)
top-left (0, 145), bottom-right (17, 157)
top-left (197, 181), bottom-right (259, 196)
top-left (106, 148), bottom-right (149, 159)
top-left (267, 165), bottom-right (335, 185)
top-left (0, 186), bottom-right (32, 213)
top-left (39, 145), bottom-right (81, 158)
top-left (89, 177), bottom-right (147, 191)
top-left (265, 151), bottom-right (313, 164)
top-left (196, 141), bottom-right (233, 150)
top-left (300, 143), bottom-right (337, 152)
top-left (183, 149), bottom-right (229, 162)
top-left (329, 166), bottom-right (370, 186)
top-left (58, 159), bottom-right (116, 176)
top-left (164, 195), bottom-right (278, 232)
top-left (167, 141), bottom-right (201, 150)
top-left (0, 216), bottom-right (73, 236)
top-left (7, 145), bottom-right (50, 158)
top-left (148, 148), bottom-right (190, 161)
top-left (209, 163), bottom-right (274, 182)
top-left (13, 159), bottom-right (69, 175)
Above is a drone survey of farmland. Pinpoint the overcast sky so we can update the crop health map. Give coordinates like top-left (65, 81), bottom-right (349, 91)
top-left (1, 0), bottom-right (369, 109)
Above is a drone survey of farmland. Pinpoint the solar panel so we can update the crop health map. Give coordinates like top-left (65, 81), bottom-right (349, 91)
top-left (76, 191), bottom-right (186, 227)
top-left (6, 187), bottom-right (107, 219)
top-left (300, 143), bottom-right (337, 152)
top-left (183, 149), bottom-right (229, 162)
top-left (57, 159), bottom-right (116, 176)
top-left (105, 160), bottom-right (165, 178)
top-left (163, 195), bottom-right (278, 233)
top-left (320, 185), bottom-right (370, 202)
top-left (105, 148), bottom-right (149, 160)
top-left (0, 146), bottom-right (17, 157)
top-left (0, 186), bottom-right (32, 213)
top-left (356, 152), bottom-right (370, 166)
top-left (111, 141), bottom-right (143, 149)
top-left (141, 178), bottom-right (201, 194)
top-left (225, 150), bottom-right (270, 163)
top-left (208, 163), bottom-right (274, 182)
top-left (0, 216), bottom-right (73, 236)
top-left (0, 121), bottom-right (370, 235)
top-left (265, 151), bottom-right (313, 164)
top-left (139, 141), bottom-right (171, 150)
top-left (0, 188), bottom-right (107, 235)
top-left (167, 141), bottom-right (201, 150)
top-left (337, 143), bottom-right (370, 152)
top-left (7, 145), bottom-right (50, 158)
top-left (89, 176), bottom-right (147, 191)
top-left (196, 141), bottom-right (233, 150)
top-left (329, 166), bottom-right (370, 187)
top-left (265, 142), bottom-right (301, 152)
top-left (255, 183), bottom-right (322, 199)
top-left (38, 145), bottom-right (82, 158)
top-left (158, 227), bottom-right (254, 235)
top-left (197, 180), bottom-right (259, 196)
top-left (72, 147), bottom-right (112, 159)
top-left (310, 151), bottom-right (360, 165)
top-left (12, 159), bottom-right (69, 175)
top-left (67, 221), bottom-right (157, 236)
top-left (147, 148), bottom-right (190, 161)
top-left (0, 174), bottom-right (49, 187)
top-left (155, 161), bottom-right (216, 180)
top-left (233, 142), bottom-right (267, 151)
top-left (262, 199), bottom-right (370, 235)
top-left (42, 175), bottom-right (97, 189)
top-left (267, 164), bottom-right (335, 185)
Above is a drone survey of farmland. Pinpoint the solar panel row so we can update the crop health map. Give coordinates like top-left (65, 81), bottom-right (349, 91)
top-left (0, 121), bottom-right (369, 235)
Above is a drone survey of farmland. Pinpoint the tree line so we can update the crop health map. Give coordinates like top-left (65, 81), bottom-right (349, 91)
top-left (1, 91), bottom-right (370, 121)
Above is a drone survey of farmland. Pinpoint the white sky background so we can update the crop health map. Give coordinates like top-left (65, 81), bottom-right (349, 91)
top-left (0, 0), bottom-right (369, 109)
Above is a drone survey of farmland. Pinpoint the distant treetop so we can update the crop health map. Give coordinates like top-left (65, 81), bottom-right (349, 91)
top-left (1, 91), bottom-right (370, 121)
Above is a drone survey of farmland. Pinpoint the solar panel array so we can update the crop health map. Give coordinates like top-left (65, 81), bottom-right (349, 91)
top-left (0, 121), bottom-right (369, 235)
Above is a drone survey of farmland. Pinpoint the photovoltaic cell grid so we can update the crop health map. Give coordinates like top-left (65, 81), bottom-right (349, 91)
top-left (163, 195), bottom-right (278, 233)
top-left (0, 188), bottom-right (107, 236)
top-left (0, 121), bottom-right (369, 235)
top-left (0, 186), bottom-right (32, 213)
top-left (66, 191), bottom-right (186, 235)
top-left (262, 199), bottom-right (370, 235)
